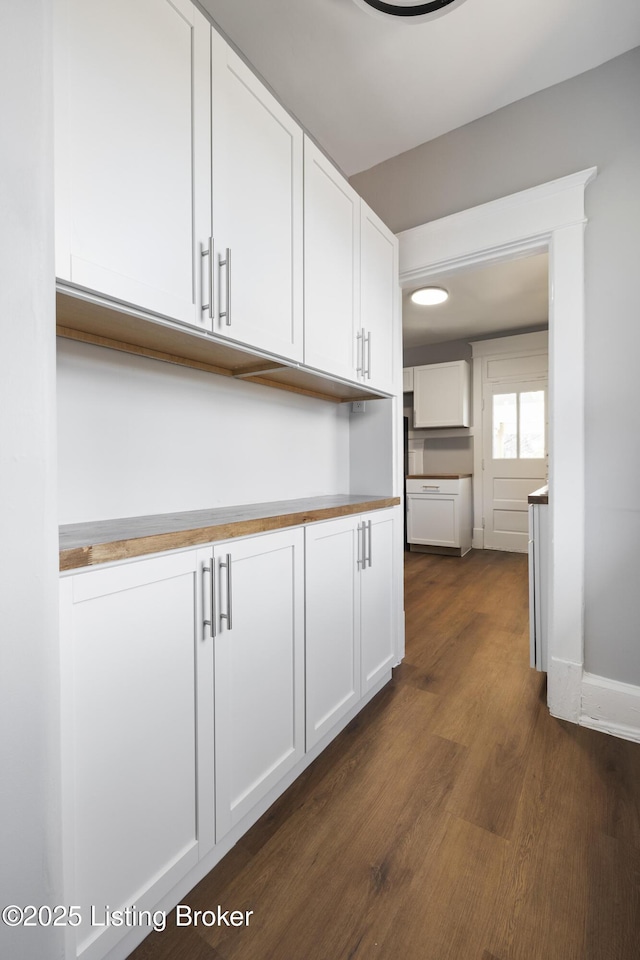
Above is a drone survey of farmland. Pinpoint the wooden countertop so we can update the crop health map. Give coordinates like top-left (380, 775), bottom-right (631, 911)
top-left (406, 474), bottom-right (472, 479)
top-left (528, 485), bottom-right (549, 504)
top-left (59, 494), bottom-right (401, 571)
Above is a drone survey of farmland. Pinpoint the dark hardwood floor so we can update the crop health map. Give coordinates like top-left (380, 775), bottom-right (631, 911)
top-left (131, 549), bottom-right (640, 960)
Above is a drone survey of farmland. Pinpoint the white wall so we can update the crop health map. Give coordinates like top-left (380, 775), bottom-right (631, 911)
top-left (57, 339), bottom-right (351, 523)
top-left (353, 48), bottom-right (640, 686)
top-left (0, 3), bottom-right (64, 958)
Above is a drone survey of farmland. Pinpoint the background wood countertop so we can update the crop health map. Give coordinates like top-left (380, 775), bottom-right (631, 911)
top-left (59, 494), bottom-right (401, 571)
top-left (528, 485), bottom-right (549, 504)
top-left (406, 474), bottom-right (472, 480)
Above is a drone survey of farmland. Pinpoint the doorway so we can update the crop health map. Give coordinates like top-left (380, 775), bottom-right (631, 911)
top-left (397, 167), bottom-right (596, 723)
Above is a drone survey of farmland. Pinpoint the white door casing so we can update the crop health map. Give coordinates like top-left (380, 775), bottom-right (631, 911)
top-left (398, 167), bottom-right (597, 723)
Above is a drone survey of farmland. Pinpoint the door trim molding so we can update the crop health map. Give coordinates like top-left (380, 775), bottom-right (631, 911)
top-left (398, 167), bottom-right (597, 723)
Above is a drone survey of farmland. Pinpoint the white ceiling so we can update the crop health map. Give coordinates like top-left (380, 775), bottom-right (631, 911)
top-left (403, 253), bottom-right (549, 349)
top-left (199, 0), bottom-right (640, 176)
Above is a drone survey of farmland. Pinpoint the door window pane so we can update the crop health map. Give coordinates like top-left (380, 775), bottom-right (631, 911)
top-left (493, 393), bottom-right (517, 459)
top-left (519, 391), bottom-right (545, 458)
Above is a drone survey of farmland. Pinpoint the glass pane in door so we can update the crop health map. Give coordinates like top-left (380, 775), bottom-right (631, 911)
top-left (493, 393), bottom-right (517, 459)
top-left (519, 391), bottom-right (545, 458)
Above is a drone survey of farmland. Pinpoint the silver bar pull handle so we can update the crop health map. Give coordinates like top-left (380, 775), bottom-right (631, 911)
top-left (218, 248), bottom-right (231, 326)
top-left (356, 522), bottom-right (363, 569)
top-left (356, 329), bottom-right (364, 376)
top-left (201, 237), bottom-right (214, 319)
top-left (219, 553), bottom-right (233, 630)
top-left (365, 331), bottom-right (372, 380)
top-left (202, 559), bottom-right (216, 638)
top-left (367, 519), bottom-right (373, 567)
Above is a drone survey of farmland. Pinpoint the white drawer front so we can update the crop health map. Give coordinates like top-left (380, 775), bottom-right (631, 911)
top-left (406, 478), bottom-right (461, 495)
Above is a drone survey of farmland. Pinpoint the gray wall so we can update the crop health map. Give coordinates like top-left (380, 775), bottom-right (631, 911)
top-left (353, 48), bottom-right (640, 685)
top-left (0, 3), bottom-right (64, 958)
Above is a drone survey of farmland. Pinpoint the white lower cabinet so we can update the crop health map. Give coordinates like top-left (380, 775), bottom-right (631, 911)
top-left (360, 509), bottom-right (397, 693)
top-left (306, 508), bottom-right (397, 749)
top-left (406, 477), bottom-right (472, 555)
top-left (200, 528), bottom-right (305, 842)
top-left (305, 517), bottom-right (361, 749)
top-left (59, 550), bottom-right (214, 960)
top-left (60, 514), bottom-right (396, 960)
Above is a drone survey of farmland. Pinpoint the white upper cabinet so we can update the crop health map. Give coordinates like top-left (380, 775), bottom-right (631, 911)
top-left (211, 31), bottom-right (303, 361)
top-left (413, 360), bottom-right (471, 428)
top-left (403, 367), bottom-right (414, 392)
top-left (360, 202), bottom-right (398, 395)
top-left (303, 138), bottom-right (399, 392)
top-left (304, 138), bottom-right (360, 382)
top-left (54, 0), bottom-right (212, 331)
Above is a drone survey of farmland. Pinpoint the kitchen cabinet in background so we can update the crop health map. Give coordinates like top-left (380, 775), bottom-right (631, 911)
top-left (528, 494), bottom-right (549, 671)
top-left (402, 366), bottom-right (414, 392)
top-left (406, 477), bottom-right (472, 556)
top-left (413, 360), bottom-right (470, 428)
top-left (55, 0), bottom-right (212, 331)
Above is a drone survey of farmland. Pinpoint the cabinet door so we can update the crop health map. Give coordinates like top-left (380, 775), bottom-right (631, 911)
top-left (360, 510), bottom-right (397, 693)
top-left (55, 0), bottom-right (212, 330)
top-left (213, 528), bottom-right (305, 841)
top-left (360, 203), bottom-right (398, 395)
top-left (305, 517), bottom-right (361, 750)
top-left (407, 495), bottom-right (459, 547)
top-left (304, 138), bottom-right (360, 383)
top-left (211, 32), bottom-right (303, 361)
top-left (413, 361), bottom-right (470, 428)
top-left (59, 551), bottom-right (213, 960)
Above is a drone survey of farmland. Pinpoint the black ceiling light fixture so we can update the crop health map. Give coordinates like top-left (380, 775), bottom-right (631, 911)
top-left (352, 0), bottom-right (469, 24)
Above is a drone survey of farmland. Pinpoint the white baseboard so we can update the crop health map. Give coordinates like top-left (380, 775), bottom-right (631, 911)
top-left (580, 672), bottom-right (640, 743)
top-left (547, 657), bottom-right (582, 722)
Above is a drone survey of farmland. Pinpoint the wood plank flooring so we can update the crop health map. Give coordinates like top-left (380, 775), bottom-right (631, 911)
top-left (130, 548), bottom-right (640, 960)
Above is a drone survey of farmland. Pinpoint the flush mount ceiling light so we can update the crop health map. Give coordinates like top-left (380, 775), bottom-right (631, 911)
top-left (410, 286), bottom-right (449, 305)
top-left (352, 0), bottom-right (469, 24)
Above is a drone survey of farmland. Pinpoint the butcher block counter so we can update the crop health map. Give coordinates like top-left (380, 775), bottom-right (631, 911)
top-left (528, 484), bottom-right (549, 504)
top-left (59, 494), bottom-right (401, 571)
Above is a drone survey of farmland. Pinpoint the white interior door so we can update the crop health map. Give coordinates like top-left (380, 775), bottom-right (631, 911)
top-left (483, 379), bottom-right (548, 552)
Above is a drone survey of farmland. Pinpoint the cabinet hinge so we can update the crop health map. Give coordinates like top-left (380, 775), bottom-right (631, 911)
top-left (482, 458), bottom-right (485, 470)
top-left (482, 517), bottom-right (485, 529)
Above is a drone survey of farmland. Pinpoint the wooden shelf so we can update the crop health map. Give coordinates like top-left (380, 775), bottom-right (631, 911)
top-left (56, 289), bottom-right (390, 404)
top-left (59, 494), bottom-right (401, 571)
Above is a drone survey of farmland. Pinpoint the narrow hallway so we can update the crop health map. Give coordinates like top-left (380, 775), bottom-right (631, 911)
top-left (131, 550), bottom-right (640, 960)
